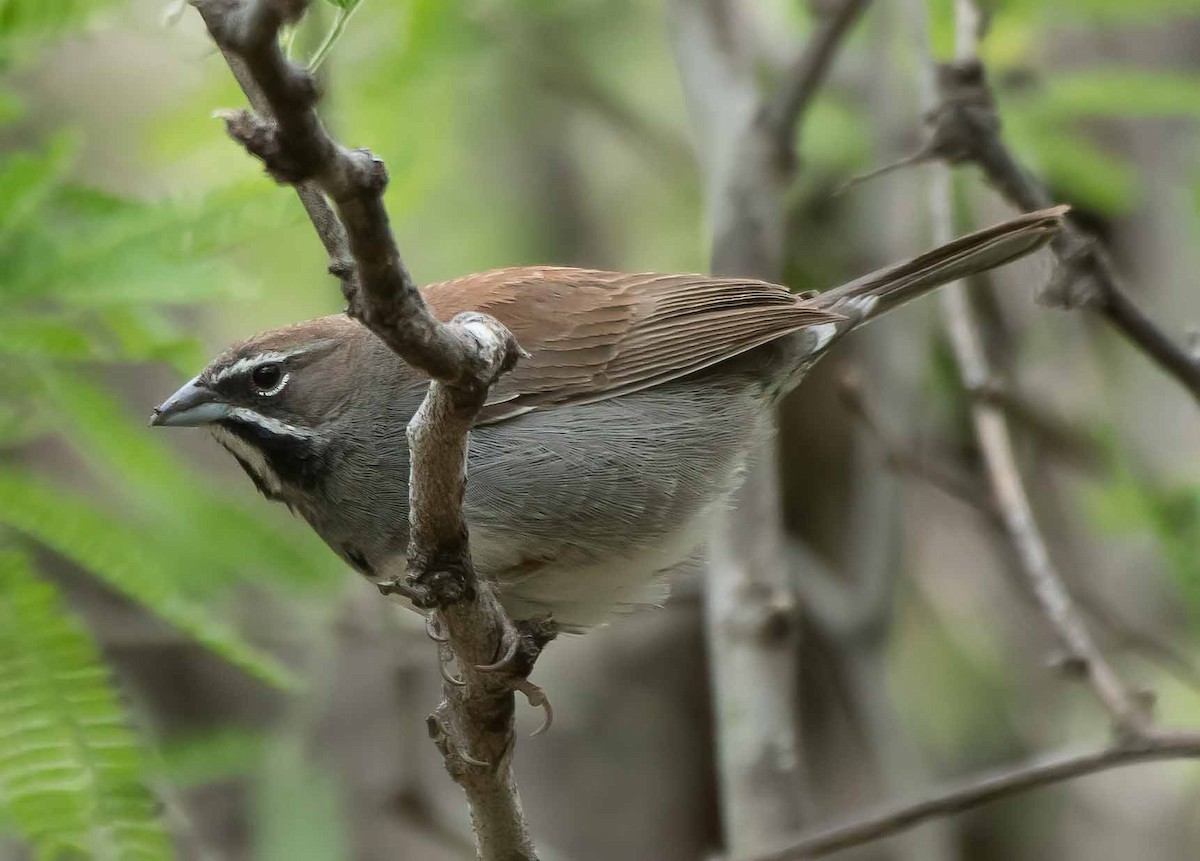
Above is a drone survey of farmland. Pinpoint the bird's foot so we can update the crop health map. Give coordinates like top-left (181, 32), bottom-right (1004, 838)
top-left (475, 616), bottom-right (557, 735)
top-left (514, 678), bottom-right (554, 737)
top-left (476, 616), bottom-right (557, 677)
top-left (377, 565), bottom-right (472, 610)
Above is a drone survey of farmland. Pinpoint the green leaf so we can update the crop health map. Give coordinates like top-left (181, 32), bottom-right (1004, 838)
top-left (157, 729), bottom-right (265, 789)
top-left (1003, 111), bottom-right (1138, 214)
top-left (37, 371), bottom-right (336, 597)
top-left (1003, 0), bottom-right (1200, 25)
top-left (0, 550), bottom-right (172, 861)
top-left (0, 473), bottom-right (302, 692)
top-left (3, 182), bottom-right (293, 311)
top-left (0, 0), bottom-right (121, 47)
top-left (0, 316), bottom-right (95, 361)
top-left (0, 136), bottom-right (75, 243)
top-left (253, 734), bottom-right (348, 861)
top-left (1014, 72), bottom-right (1200, 122)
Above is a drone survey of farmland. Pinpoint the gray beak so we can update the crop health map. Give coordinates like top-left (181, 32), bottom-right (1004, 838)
top-left (149, 375), bottom-right (230, 427)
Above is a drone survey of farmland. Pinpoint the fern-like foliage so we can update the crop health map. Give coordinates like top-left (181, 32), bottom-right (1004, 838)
top-left (0, 474), bottom-right (301, 692)
top-left (0, 0), bottom-right (334, 696)
top-left (0, 551), bottom-right (171, 861)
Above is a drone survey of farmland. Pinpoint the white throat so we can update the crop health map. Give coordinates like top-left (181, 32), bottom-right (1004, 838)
top-left (210, 426), bottom-right (285, 497)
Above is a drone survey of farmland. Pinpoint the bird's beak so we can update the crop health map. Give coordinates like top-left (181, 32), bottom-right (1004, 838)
top-left (149, 375), bottom-right (230, 427)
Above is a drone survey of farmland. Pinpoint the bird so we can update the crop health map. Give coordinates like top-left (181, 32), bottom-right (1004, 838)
top-left (152, 206), bottom-right (1066, 632)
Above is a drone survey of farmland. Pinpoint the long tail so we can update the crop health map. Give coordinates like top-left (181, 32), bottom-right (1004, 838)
top-left (809, 205), bottom-right (1068, 328)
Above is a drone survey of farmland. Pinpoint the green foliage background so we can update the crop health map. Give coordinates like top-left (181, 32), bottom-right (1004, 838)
top-left (1, 0), bottom-right (1199, 857)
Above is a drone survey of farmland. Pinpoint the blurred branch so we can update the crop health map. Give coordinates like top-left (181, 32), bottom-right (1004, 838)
top-left (931, 0), bottom-right (1150, 741)
top-left (668, 0), bottom-right (870, 852)
top-left (737, 2), bottom-right (1200, 856)
top-left (1072, 585), bottom-right (1200, 697)
top-left (189, 2), bottom-right (540, 858)
top-left (840, 370), bottom-right (1200, 701)
top-left (530, 49), bottom-right (697, 189)
top-left (760, 0), bottom-right (872, 170)
top-left (837, 370), bottom-right (1000, 522)
top-left (870, 16), bottom-right (1200, 404)
top-left (736, 730), bottom-right (1200, 860)
top-left (967, 381), bottom-right (1104, 471)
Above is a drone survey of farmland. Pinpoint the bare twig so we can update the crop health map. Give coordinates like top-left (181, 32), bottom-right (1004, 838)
top-left (929, 0), bottom-right (1149, 741)
top-left (842, 367), bottom-right (1200, 698)
top-left (208, 42), bottom-right (358, 301)
top-left (736, 730), bottom-right (1200, 860)
top-left (843, 0), bottom-right (1200, 406)
top-left (195, 0), bottom-right (520, 388)
top-left (190, 2), bottom-right (539, 858)
top-left (735, 4), bottom-right (1200, 857)
top-left (838, 370), bottom-right (1001, 521)
top-left (918, 57), bottom-right (1200, 405)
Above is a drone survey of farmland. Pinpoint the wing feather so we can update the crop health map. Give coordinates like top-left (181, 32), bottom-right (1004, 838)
top-left (422, 267), bottom-right (838, 424)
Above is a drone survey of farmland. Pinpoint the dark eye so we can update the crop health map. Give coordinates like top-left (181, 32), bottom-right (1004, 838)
top-left (250, 363), bottom-right (286, 395)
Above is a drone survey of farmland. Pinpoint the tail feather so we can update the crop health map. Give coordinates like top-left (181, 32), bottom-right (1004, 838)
top-left (809, 205), bottom-right (1068, 327)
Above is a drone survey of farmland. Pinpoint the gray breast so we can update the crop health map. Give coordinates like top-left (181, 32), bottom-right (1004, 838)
top-left (253, 360), bottom-right (773, 618)
top-left (462, 370), bottom-right (769, 577)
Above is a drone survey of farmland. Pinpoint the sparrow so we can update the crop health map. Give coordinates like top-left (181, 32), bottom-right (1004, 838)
top-left (152, 206), bottom-right (1065, 631)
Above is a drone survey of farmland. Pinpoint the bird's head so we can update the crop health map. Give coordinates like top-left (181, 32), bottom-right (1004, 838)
top-left (150, 314), bottom-right (382, 497)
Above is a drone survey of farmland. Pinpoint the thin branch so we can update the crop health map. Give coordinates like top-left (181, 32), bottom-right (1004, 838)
top-left (1072, 585), bottom-right (1200, 698)
top-left (919, 57), bottom-right (1200, 405)
top-left (190, 2), bottom-right (540, 858)
top-left (842, 368), bottom-right (1200, 699)
top-left (929, 0), bottom-right (1149, 741)
top-left (208, 40), bottom-right (358, 302)
top-left (837, 370), bottom-right (1001, 522)
top-left (736, 730), bottom-right (1200, 860)
top-left (760, 0), bottom-right (873, 168)
top-left (195, 0), bottom-right (516, 388)
top-left (739, 4), bottom-right (1200, 856)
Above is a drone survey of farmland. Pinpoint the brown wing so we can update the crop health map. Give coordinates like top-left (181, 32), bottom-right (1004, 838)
top-left (422, 266), bottom-right (838, 424)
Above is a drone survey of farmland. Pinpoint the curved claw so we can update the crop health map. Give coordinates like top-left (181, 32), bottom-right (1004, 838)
top-left (515, 679), bottom-right (553, 737)
top-left (425, 612), bottom-right (449, 644)
top-left (476, 631), bottom-right (520, 673)
top-left (438, 644), bottom-right (465, 687)
top-left (458, 746), bottom-right (489, 768)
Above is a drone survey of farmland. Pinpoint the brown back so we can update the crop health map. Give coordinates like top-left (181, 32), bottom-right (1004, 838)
top-left (424, 267), bottom-right (837, 423)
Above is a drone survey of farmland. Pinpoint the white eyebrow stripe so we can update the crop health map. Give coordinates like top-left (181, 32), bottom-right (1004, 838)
top-left (212, 342), bottom-right (332, 384)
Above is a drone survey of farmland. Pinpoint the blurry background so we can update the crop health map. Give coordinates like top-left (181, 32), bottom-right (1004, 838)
top-left (3, 0), bottom-right (1200, 859)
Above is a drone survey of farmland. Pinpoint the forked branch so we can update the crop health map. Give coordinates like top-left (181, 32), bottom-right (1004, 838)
top-left (190, 2), bottom-right (540, 858)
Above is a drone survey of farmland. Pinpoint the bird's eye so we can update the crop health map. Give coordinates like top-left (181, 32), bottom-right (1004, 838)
top-left (250, 363), bottom-right (286, 396)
